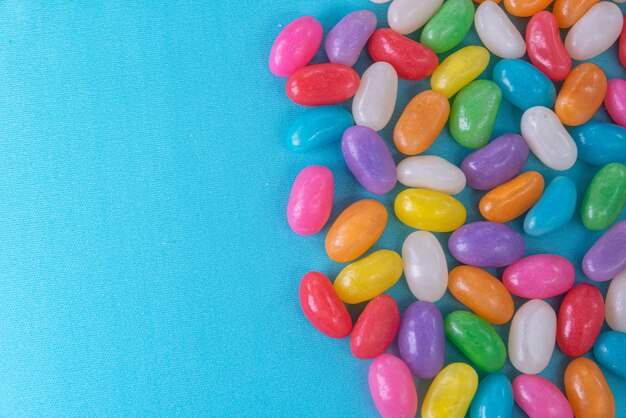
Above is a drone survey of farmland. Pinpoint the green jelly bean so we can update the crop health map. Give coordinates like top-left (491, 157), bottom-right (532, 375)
top-left (444, 310), bottom-right (506, 373)
top-left (420, 0), bottom-right (475, 54)
top-left (450, 80), bottom-right (502, 149)
top-left (582, 163), bottom-right (626, 231)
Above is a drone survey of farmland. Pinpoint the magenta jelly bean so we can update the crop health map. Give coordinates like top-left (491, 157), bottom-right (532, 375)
top-left (583, 220), bottom-right (626, 282)
top-left (286, 166), bottom-right (333, 235)
top-left (503, 254), bottom-right (575, 298)
top-left (269, 16), bottom-right (323, 77)
top-left (513, 375), bottom-right (573, 418)
top-left (369, 354), bottom-right (418, 418)
top-left (606, 79), bottom-right (626, 129)
top-left (325, 10), bottom-right (377, 67)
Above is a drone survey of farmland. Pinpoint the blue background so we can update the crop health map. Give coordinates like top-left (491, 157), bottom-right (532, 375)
top-left (0, 1), bottom-right (623, 416)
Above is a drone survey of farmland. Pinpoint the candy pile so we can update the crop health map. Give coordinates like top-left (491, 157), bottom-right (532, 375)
top-left (270, 1), bottom-right (626, 417)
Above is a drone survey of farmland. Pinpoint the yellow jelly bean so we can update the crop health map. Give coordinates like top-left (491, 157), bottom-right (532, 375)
top-left (394, 189), bottom-right (467, 232)
top-left (431, 46), bottom-right (490, 98)
top-left (333, 250), bottom-right (403, 304)
top-left (422, 362), bottom-right (478, 418)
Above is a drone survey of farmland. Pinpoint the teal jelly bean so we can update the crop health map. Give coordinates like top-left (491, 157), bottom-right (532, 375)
top-left (524, 176), bottom-right (577, 236)
top-left (593, 331), bottom-right (626, 379)
top-left (450, 80), bottom-right (502, 149)
top-left (571, 122), bottom-right (626, 166)
top-left (286, 106), bottom-right (354, 152)
top-left (420, 0), bottom-right (475, 54)
top-left (493, 59), bottom-right (556, 111)
top-left (470, 374), bottom-right (514, 418)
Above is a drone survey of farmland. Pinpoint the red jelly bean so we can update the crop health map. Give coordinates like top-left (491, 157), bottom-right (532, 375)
top-left (368, 29), bottom-right (438, 81)
top-left (620, 16), bottom-right (626, 68)
top-left (286, 64), bottom-right (360, 106)
top-left (350, 295), bottom-right (400, 359)
top-left (526, 11), bottom-right (572, 82)
top-left (557, 283), bottom-right (604, 357)
top-left (299, 271), bottom-right (352, 338)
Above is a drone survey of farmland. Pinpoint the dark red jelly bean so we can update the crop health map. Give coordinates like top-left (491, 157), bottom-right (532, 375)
top-left (526, 11), bottom-right (572, 82)
top-left (286, 64), bottom-right (360, 106)
top-left (557, 283), bottom-right (604, 357)
top-left (350, 295), bottom-right (400, 359)
top-left (299, 271), bottom-right (352, 338)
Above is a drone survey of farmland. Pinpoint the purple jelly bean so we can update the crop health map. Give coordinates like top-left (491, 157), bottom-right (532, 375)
top-left (448, 221), bottom-right (525, 268)
top-left (582, 220), bottom-right (626, 282)
top-left (342, 126), bottom-right (397, 195)
top-left (325, 10), bottom-right (377, 67)
top-left (461, 133), bottom-right (529, 190)
top-left (398, 301), bottom-right (445, 379)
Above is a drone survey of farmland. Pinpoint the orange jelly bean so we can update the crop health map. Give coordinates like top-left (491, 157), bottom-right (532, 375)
top-left (394, 90), bottom-right (450, 155)
top-left (553, 0), bottom-right (598, 28)
top-left (480, 171), bottom-right (544, 223)
top-left (555, 63), bottom-right (607, 127)
top-left (565, 358), bottom-right (615, 418)
top-left (504, 0), bottom-right (554, 17)
top-left (325, 199), bottom-right (388, 263)
top-left (448, 266), bottom-right (514, 324)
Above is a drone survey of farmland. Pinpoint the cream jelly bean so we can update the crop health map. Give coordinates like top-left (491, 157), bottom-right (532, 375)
top-left (402, 231), bottom-right (448, 302)
top-left (269, 16), bottom-right (322, 77)
top-left (475, 1), bottom-right (526, 59)
top-left (388, 0), bottom-right (443, 35)
top-left (396, 155), bottom-right (466, 195)
top-left (606, 270), bottom-right (626, 332)
top-left (509, 299), bottom-right (557, 374)
top-left (430, 46), bottom-right (490, 98)
top-left (369, 354), bottom-right (418, 418)
top-left (565, 2), bottom-right (624, 61)
top-left (287, 166), bottom-right (333, 236)
top-left (352, 62), bottom-right (398, 131)
top-left (325, 10), bottom-right (377, 67)
top-left (422, 363), bottom-right (478, 418)
top-left (503, 254), bottom-right (575, 298)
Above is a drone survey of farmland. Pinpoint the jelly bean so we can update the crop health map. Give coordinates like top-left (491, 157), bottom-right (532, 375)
top-left (503, 254), bottom-right (575, 298)
top-left (554, 0), bottom-right (598, 28)
top-left (402, 231), bottom-right (448, 302)
top-left (388, 0), bottom-right (444, 35)
top-left (325, 10), bottom-right (377, 67)
top-left (605, 78), bottom-right (626, 129)
top-left (325, 199), bottom-right (387, 263)
top-left (594, 331), bottom-right (626, 379)
top-left (557, 283), bottom-right (604, 357)
top-left (420, 0), bottom-right (475, 54)
top-left (564, 358), bottom-right (615, 418)
top-left (524, 176), bottom-right (577, 236)
top-left (571, 122), bottom-right (626, 166)
top-left (526, 11), bottom-right (572, 81)
top-left (565, 2), bottom-right (624, 61)
top-left (582, 220), bottom-right (626, 281)
top-left (395, 189), bottom-right (467, 232)
top-left (512, 375), bottom-right (573, 418)
top-left (342, 126), bottom-right (397, 195)
top-left (430, 46), bottom-right (490, 98)
top-left (469, 374), bottom-right (514, 418)
top-left (269, 16), bottom-right (322, 77)
top-left (449, 221), bottom-right (525, 267)
top-left (368, 29), bottom-right (438, 81)
top-left (504, 0), bottom-right (554, 17)
top-left (396, 155), bottom-right (466, 195)
top-left (450, 80), bottom-right (502, 149)
top-left (606, 270), bottom-right (626, 332)
top-left (334, 250), bottom-right (403, 304)
top-left (422, 363), bottom-right (478, 418)
top-left (394, 90), bottom-right (449, 155)
top-left (474, 1), bottom-right (526, 59)
top-left (350, 295), bottom-right (400, 359)
top-left (621, 17), bottom-right (626, 67)
top-left (493, 59), bottom-right (556, 111)
top-left (286, 64), bottom-right (360, 106)
top-left (555, 63), bottom-right (607, 126)
top-left (581, 163), bottom-right (626, 231)
top-left (508, 299), bottom-right (556, 374)
top-left (352, 62), bottom-right (397, 131)
top-left (461, 133), bottom-right (529, 191)
top-left (445, 311), bottom-right (507, 372)
top-left (448, 266), bottom-right (514, 325)
top-left (398, 301), bottom-right (445, 378)
top-left (299, 271), bottom-right (352, 338)
top-left (287, 166), bottom-right (333, 236)
top-left (286, 106), bottom-right (354, 153)
top-left (521, 106), bottom-right (577, 171)
top-left (479, 171), bottom-right (544, 223)
top-left (369, 354), bottom-right (418, 418)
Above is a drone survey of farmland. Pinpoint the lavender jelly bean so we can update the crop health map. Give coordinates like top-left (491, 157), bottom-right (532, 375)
top-left (582, 220), bottom-right (626, 282)
top-left (342, 126), bottom-right (397, 195)
top-left (461, 133), bottom-right (529, 190)
top-left (325, 11), bottom-right (377, 67)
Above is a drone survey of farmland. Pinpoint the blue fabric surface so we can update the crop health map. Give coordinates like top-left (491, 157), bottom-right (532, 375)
top-left (0, 1), bottom-right (623, 416)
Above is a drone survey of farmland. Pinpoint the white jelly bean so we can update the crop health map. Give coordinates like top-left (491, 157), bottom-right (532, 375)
top-left (402, 231), bottom-right (448, 302)
top-left (352, 62), bottom-right (398, 132)
top-left (509, 299), bottom-right (556, 375)
top-left (474, 1), bottom-right (526, 59)
top-left (521, 106), bottom-right (577, 171)
top-left (565, 2), bottom-right (624, 60)
top-left (388, 0), bottom-right (444, 35)
top-left (397, 155), bottom-right (466, 195)
top-left (606, 270), bottom-right (626, 333)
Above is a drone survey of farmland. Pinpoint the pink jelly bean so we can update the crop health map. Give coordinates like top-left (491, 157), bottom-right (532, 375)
top-left (287, 166), bottom-right (333, 236)
top-left (513, 375), bottom-right (573, 418)
top-left (503, 254), bottom-right (575, 298)
top-left (269, 16), bottom-right (323, 77)
top-left (369, 354), bottom-right (418, 418)
top-left (605, 79), bottom-right (626, 129)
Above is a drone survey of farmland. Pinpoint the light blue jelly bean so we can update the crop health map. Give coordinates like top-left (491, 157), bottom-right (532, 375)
top-left (570, 122), bottom-right (626, 166)
top-left (286, 106), bottom-right (354, 152)
top-left (594, 331), bottom-right (626, 379)
top-left (470, 374), bottom-right (513, 418)
top-left (524, 176), bottom-right (576, 237)
top-left (492, 59), bottom-right (556, 111)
